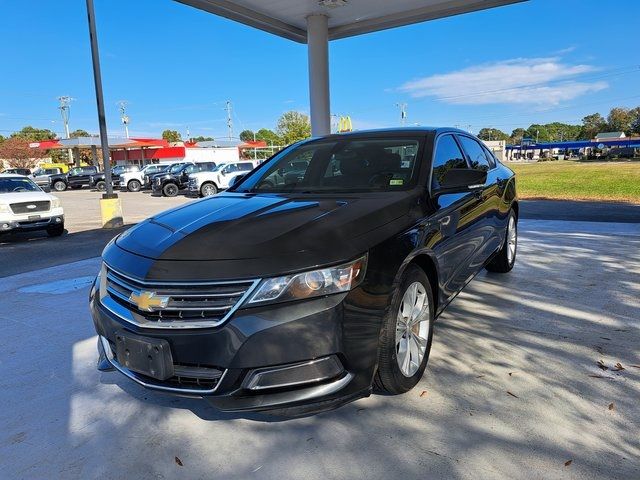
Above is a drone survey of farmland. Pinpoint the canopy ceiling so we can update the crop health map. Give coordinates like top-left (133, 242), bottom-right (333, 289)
top-left (175, 0), bottom-right (526, 42)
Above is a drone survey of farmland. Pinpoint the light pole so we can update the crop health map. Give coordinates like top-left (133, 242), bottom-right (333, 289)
top-left (86, 0), bottom-right (123, 227)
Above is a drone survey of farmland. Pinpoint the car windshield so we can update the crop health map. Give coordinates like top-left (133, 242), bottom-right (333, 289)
top-left (236, 137), bottom-right (422, 193)
top-left (169, 164), bottom-right (185, 173)
top-left (0, 177), bottom-right (40, 193)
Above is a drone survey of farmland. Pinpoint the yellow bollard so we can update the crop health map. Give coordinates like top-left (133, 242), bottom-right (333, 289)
top-left (100, 196), bottom-right (124, 228)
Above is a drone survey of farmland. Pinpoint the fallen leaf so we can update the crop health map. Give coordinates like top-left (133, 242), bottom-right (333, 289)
top-left (175, 457), bottom-right (183, 467)
top-left (630, 365), bottom-right (640, 369)
top-left (420, 390), bottom-right (428, 397)
top-left (507, 391), bottom-right (519, 398)
top-left (564, 460), bottom-right (572, 467)
top-left (508, 372), bottom-right (514, 376)
top-left (475, 375), bottom-right (485, 378)
top-left (608, 402), bottom-right (615, 411)
top-left (612, 363), bottom-right (625, 371)
top-left (588, 374), bottom-right (605, 378)
top-left (597, 360), bottom-right (608, 371)
top-left (600, 337), bottom-right (611, 341)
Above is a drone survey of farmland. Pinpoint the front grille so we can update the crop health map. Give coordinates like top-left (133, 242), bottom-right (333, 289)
top-left (10, 201), bottom-right (50, 214)
top-left (103, 264), bottom-right (258, 328)
top-left (188, 178), bottom-right (197, 188)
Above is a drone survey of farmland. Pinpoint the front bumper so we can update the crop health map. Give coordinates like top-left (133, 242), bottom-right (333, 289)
top-left (90, 275), bottom-right (381, 413)
top-left (0, 211), bottom-right (64, 233)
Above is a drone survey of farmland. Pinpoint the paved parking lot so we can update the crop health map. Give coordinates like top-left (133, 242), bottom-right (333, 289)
top-left (1, 219), bottom-right (638, 479)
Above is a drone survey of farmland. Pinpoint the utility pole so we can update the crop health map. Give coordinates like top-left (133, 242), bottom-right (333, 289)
top-left (225, 100), bottom-right (233, 140)
top-left (117, 100), bottom-right (129, 138)
top-left (58, 96), bottom-right (75, 166)
top-left (395, 103), bottom-right (407, 127)
top-left (186, 126), bottom-right (190, 142)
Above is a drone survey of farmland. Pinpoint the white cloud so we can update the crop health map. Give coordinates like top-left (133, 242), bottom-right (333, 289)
top-left (398, 57), bottom-right (608, 106)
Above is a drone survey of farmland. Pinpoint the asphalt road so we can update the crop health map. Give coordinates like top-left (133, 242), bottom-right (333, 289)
top-left (1, 196), bottom-right (639, 278)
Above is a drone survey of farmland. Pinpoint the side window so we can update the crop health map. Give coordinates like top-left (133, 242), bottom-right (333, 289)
top-left (184, 165), bottom-right (196, 174)
top-left (458, 136), bottom-right (491, 172)
top-left (238, 163), bottom-right (253, 171)
top-left (431, 135), bottom-right (467, 190)
top-left (481, 144), bottom-right (498, 168)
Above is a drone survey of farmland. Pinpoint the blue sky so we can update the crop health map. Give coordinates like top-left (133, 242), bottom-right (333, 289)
top-left (1, 0), bottom-right (639, 139)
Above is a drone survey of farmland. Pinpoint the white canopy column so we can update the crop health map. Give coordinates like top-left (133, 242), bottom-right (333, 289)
top-left (306, 14), bottom-right (330, 137)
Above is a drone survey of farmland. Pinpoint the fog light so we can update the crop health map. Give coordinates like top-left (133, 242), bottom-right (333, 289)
top-left (243, 356), bottom-right (344, 391)
top-left (55, 217), bottom-right (62, 223)
top-left (1, 223), bottom-right (10, 229)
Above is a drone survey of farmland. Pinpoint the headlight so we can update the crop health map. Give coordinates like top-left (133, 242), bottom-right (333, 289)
top-left (50, 197), bottom-right (61, 208)
top-left (0, 203), bottom-right (10, 214)
top-left (247, 254), bottom-right (367, 305)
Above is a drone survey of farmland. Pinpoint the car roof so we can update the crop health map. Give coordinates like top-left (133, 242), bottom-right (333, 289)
top-left (0, 173), bottom-right (28, 178)
top-left (307, 126), bottom-right (472, 142)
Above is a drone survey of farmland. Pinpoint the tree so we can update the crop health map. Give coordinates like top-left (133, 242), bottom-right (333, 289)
top-left (0, 137), bottom-right (45, 169)
top-left (162, 129), bottom-right (182, 143)
top-left (509, 128), bottom-right (527, 144)
top-left (191, 136), bottom-right (214, 142)
top-left (255, 128), bottom-right (282, 146)
top-left (478, 128), bottom-right (509, 142)
top-left (578, 113), bottom-right (606, 140)
top-left (630, 107), bottom-right (640, 136)
top-left (607, 107), bottom-right (633, 134)
top-left (239, 130), bottom-right (255, 142)
top-left (10, 125), bottom-right (56, 142)
top-left (69, 129), bottom-right (91, 138)
top-left (277, 111), bottom-right (311, 145)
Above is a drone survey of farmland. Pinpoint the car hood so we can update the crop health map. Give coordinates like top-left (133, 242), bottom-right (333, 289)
top-left (110, 191), bottom-right (418, 279)
top-left (0, 191), bottom-right (55, 204)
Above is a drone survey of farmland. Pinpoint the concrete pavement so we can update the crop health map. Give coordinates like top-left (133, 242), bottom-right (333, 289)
top-left (0, 219), bottom-right (638, 479)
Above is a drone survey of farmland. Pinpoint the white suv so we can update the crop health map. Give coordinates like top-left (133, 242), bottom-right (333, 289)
top-left (0, 174), bottom-right (65, 236)
top-left (187, 161), bottom-right (257, 197)
top-left (120, 163), bottom-right (171, 192)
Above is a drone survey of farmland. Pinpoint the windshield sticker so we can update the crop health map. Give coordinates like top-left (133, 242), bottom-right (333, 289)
top-left (401, 160), bottom-right (411, 168)
top-left (389, 179), bottom-right (404, 186)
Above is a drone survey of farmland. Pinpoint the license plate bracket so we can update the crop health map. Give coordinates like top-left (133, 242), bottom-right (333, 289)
top-left (114, 330), bottom-right (174, 381)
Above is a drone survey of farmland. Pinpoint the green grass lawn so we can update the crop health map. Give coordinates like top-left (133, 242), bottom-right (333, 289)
top-left (506, 161), bottom-right (640, 203)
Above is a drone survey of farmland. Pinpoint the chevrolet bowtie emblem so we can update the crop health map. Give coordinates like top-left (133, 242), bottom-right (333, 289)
top-left (129, 291), bottom-right (170, 312)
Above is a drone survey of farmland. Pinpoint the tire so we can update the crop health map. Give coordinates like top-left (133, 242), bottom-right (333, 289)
top-left (96, 181), bottom-right (106, 191)
top-left (163, 182), bottom-right (179, 197)
top-left (374, 264), bottom-right (434, 394)
top-left (127, 179), bottom-right (141, 192)
top-left (486, 210), bottom-right (517, 273)
top-left (200, 182), bottom-right (218, 197)
top-left (52, 180), bottom-right (67, 192)
top-left (46, 222), bottom-right (64, 237)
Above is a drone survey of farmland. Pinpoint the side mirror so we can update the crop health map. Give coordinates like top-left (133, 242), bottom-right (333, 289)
top-left (433, 168), bottom-right (487, 196)
top-left (229, 174), bottom-right (246, 188)
top-left (42, 185), bottom-right (51, 193)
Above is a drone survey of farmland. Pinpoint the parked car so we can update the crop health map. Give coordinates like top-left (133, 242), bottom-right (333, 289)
top-left (91, 128), bottom-right (518, 414)
top-left (186, 160), bottom-right (257, 197)
top-left (89, 165), bottom-right (140, 191)
top-left (120, 164), bottom-right (170, 192)
top-left (3, 168), bottom-right (31, 176)
top-left (0, 173), bottom-right (64, 236)
top-left (48, 165), bottom-right (100, 192)
top-left (30, 167), bottom-right (64, 187)
top-left (151, 162), bottom-right (217, 197)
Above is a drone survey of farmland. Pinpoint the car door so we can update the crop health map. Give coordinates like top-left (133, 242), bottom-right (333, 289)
top-left (426, 133), bottom-right (486, 301)
top-left (456, 135), bottom-right (502, 265)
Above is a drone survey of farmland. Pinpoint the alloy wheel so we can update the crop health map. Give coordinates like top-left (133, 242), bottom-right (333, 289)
top-left (201, 184), bottom-right (217, 196)
top-left (395, 281), bottom-right (430, 377)
top-left (507, 215), bottom-right (517, 264)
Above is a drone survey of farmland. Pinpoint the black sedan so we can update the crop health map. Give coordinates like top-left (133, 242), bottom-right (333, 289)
top-left (90, 128), bottom-right (517, 414)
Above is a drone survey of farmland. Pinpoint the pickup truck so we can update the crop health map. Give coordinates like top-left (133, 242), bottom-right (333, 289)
top-left (120, 163), bottom-right (171, 192)
top-left (151, 162), bottom-right (217, 197)
top-left (187, 161), bottom-right (257, 197)
top-left (48, 165), bottom-right (99, 192)
top-left (89, 165), bottom-right (140, 191)
top-left (29, 167), bottom-right (64, 188)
